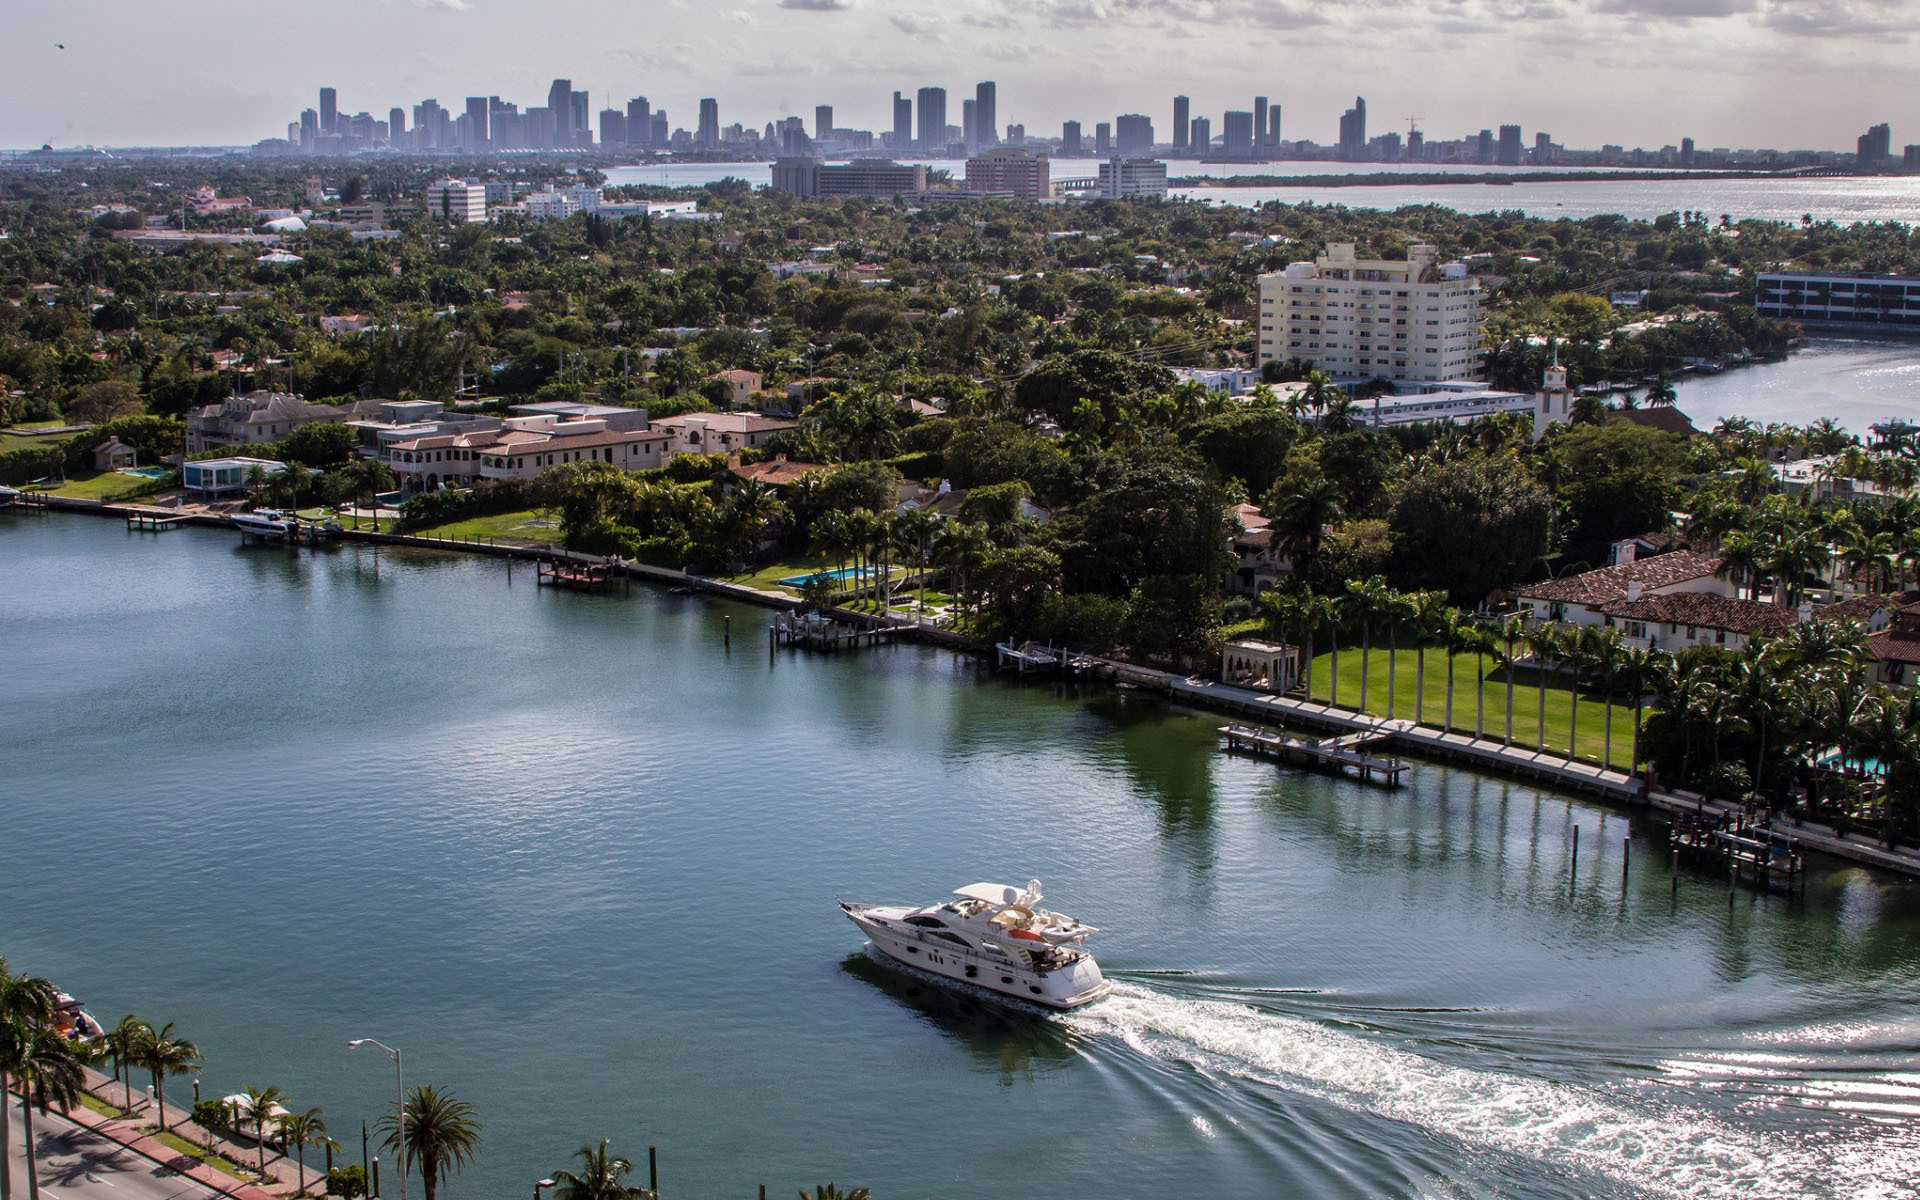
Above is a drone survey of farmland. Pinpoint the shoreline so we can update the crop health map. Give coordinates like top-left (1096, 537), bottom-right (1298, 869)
top-left (1172, 168), bottom-right (1777, 190)
top-left (16, 496), bottom-right (1920, 881)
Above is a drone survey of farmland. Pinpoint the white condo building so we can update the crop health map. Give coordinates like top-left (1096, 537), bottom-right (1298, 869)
top-left (1258, 243), bottom-right (1484, 384)
top-left (424, 178), bottom-right (486, 223)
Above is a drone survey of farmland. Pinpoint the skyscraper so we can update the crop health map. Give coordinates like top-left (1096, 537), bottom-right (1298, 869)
top-left (975, 81), bottom-right (996, 151)
top-left (1858, 123), bottom-right (1892, 167)
top-left (1094, 122), bottom-right (1111, 155)
top-left (916, 86), bottom-right (946, 153)
top-left (1172, 95), bottom-right (1189, 152)
top-left (600, 110), bottom-right (626, 147)
top-left (1253, 95), bottom-right (1267, 152)
top-left (1114, 114), bottom-right (1153, 157)
top-left (1061, 120), bottom-right (1082, 156)
top-left (465, 97), bottom-right (489, 151)
top-left (549, 79), bottom-right (574, 146)
top-left (388, 107), bottom-right (406, 147)
top-left (815, 104), bottom-right (833, 141)
top-left (650, 112), bottom-right (669, 149)
top-left (299, 108), bottom-right (319, 151)
top-left (892, 91), bottom-right (912, 150)
top-left (628, 97), bottom-right (652, 148)
top-left (571, 91), bottom-right (589, 145)
top-left (962, 100), bottom-right (977, 151)
top-left (1223, 110), bottom-right (1253, 158)
top-left (1497, 123), bottom-right (1522, 166)
top-left (1476, 129), bottom-right (1493, 163)
top-left (698, 98), bottom-right (720, 149)
top-left (319, 87), bottom-right (337, 134)
top-left (1266, 104), bottom-right (1281, 148)
top-left (1338, 97), bottom-right (1366, 160)
top-left (1189, 116), bottom-right (1211, 156)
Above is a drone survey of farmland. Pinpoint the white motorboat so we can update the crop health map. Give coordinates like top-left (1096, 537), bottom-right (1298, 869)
top-left (231, 508), bottom-right (296, 538)
top-left (840, 880), bottom-right (1109, 1010)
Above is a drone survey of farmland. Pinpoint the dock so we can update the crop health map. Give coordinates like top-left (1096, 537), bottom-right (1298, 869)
top-left (125, 507), bottom-right (190, 532)
top-left (771, 610), bottom-right (901, 650)
top-left (536, 559), bottom-right (618, 590)
top-left (1221, 722), bottom-right (1408, 787)
top-left (995, 641), bottom-right (1064, 675)
top-left (1669, 812), bottom-right (1806, 894)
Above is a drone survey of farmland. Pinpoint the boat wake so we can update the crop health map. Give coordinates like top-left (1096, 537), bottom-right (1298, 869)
top-left (1064, 982), bottom-right (1912, 1200)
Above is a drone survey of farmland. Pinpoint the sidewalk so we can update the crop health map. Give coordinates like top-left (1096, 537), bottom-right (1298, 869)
top-left (70, 1068), bottom-right (326, 1199)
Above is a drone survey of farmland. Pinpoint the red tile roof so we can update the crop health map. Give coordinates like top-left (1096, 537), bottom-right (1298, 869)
top-left (1600, 592), bottom-right (1798, 635)
top-left (1614, 407), bottom-right (1700, 437)
top-left (1866, 629), bottom-right (1920, 665)
top-left (1520, 549), bottom-right (1725, 605)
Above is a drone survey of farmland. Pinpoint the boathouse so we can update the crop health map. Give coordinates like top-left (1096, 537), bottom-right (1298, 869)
top-left (1221, 639), bottom-right (1300, 694)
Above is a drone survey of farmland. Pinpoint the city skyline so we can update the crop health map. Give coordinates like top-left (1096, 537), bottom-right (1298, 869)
top-left (5, 0), bottom-right (1918, 151)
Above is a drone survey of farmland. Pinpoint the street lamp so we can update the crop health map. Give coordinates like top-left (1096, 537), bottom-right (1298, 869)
top-left (348, 1039), bottom-right (406, 1200)
top-left (535, 1178), bottom-right (557, 1200)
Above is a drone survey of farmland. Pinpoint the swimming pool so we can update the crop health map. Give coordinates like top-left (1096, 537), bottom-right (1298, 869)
top-left (776, 565), bottom-right (892, 588)
top-left (117, 467), bottom-right (171, 480)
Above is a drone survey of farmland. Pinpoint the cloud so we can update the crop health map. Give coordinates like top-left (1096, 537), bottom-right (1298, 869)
top-left (1756, 0), bottom-right (1906, 36)
top-left (888, 12), bottom-right (943, 34)
top-left (413, 0), bottom-right (471, 10)
top-left (779, 0), bottom-right (851, 9)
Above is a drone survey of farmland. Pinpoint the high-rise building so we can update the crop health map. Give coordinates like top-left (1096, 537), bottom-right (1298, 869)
top-left (1533, 131), bottom-right (1554, 164)
top-left (1497, 124), bottom-right (1522, 166)
top-left (1338, 97), bottom-right (1367, 160)
top-left (388, 107), bottom-right (406, 146)
top-left (1115, 114), bottom-right (1153, 157)
top-left (1253, 96), bottom-right (1267, 152)
top-left (319, 87), bottom-right (338, 134)
top-left (571, 92), bottom-right (589, 145)
top-left (965, 146), bottom-right (1049, 198)
top-left (1680, 136), bottom-right (1695, 168)
top-left (465, 97), bottom-right (489, 151)
top-left (1094, 122), bottom-right (1111, 155)
top-left (698, 98), bottom-right (720, 149)
top-left (1172, 95), bottom-right (1189, 152)
top-left (916, 87), bottom-right (946, 152)
top-left (1189, 116), bottom-right (1211, 155)
top-left (600, 109), bottom-right (626, 147)
top-left (1476, 129), bottom-right (1494, 163)
top-left (299, 108), bottom-right (319, 151)
top-left (527, 107), bottom-right (556, 149)
top-left (627, 97), bottom-right (651, 148)
top-left (1098, 157), bottom-right (1168, 198)
top-left (1258, 242), bottom-right (1485, 384)
top-left (1222, 110), bottom-right (1254, 158)
top-left (892, 91), bottom-right (912, 151)
top-left (549, 79), bottom-right (574, 147)
top-left (425, 178), bottom-right (486, 223)
top-left (962, 99), bottom-right (977, 151)
top-left (1061, 120), bottom-right (1082, 155)
top-left (1858, 123), bottom-right (1893, 168)
top-left (975, 81), bottom-right (996, 151)
top-left (772, 157), bottom-right (928, 197)
top-left (1407, 130), bottom-right (1424, 160)
top-left (650, 112), bottom-right (669, 149)
top-left (1266, 104), bottom-right (1282, 148)
top-left (814, 105), bottom-right (833, 142)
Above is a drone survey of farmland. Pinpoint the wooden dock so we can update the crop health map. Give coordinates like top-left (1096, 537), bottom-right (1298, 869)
top-left (1669, 812), bottom-right (1806, 894)
top-left (125, 507), bottom-right (189, 531)
top-left (995, 641), bottom-right (1064, 675)
top-left (1221, 723), bottom-right (1408, 787)
top-left (536, 559), bottom-right (618, 590)
top-left (771, 610), bottom-right (900, 651)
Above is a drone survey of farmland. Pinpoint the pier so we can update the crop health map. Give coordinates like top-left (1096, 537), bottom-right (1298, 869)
top-left (995, 640), bottom-right (1064, 675)
top-left (1221, 722), bottom-right (1409, 787)
top-left (771, 609), bottom-right (901, 650)
top-left (1669, 811), bottom-right (1806, 894)
top-left (536, 558), bottom-right (619, 590)
top-left (125, 506), bottom-right (190, 531)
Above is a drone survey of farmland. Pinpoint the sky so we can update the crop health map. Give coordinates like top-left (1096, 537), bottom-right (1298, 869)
top-left (4, 0), bottom-right (1917, 152)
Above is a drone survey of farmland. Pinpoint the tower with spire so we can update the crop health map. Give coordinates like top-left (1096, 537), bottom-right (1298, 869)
top-left (1534, 347), bottom-right (1572, 441)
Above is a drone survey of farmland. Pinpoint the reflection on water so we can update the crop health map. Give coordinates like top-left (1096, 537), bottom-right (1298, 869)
top-left (838, 950), bottom-right (1080, 1084)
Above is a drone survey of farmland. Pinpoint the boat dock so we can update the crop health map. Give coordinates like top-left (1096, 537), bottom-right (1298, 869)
top-left (1221, 722), bottom-right (1409, 787)
top-left (536, 559), bottom-right (619, 591)
top-left (771, 610), bottom-right (902, 650)
top-left (125, 506), bottom-right (190, 531)
top-left (995, 641), bottom-right (1064, 675)
top-left (1669, 811), bottom-right (1806, 894)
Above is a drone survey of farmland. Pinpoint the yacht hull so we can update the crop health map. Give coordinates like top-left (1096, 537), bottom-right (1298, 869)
top-left (841, 902), bottom-right (1108, 1010)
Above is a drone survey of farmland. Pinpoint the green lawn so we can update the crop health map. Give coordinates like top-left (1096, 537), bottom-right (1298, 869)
top-left (1303, 645), bottom-right (1642, 772)
top-left (722, 553), bottom-right (917, 600)
top-left (0, 422), bottom-right (74, 454)
top-left (39, 471), bottom-right (161, 502)
top-left (77, 1091), bottom-right (132, 1120)
top-left (153, 1130), bottom-right (250, 1180)
top-left (411, 508), bottom-right (563, 543)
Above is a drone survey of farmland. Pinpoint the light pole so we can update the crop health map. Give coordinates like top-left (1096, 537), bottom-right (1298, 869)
top-left (348, 1039), bottom-right (406, 1200)
top-left (535, 1178), bottom-right (557, 1200)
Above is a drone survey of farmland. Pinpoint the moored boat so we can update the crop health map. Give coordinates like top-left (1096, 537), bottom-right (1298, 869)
top-left (231, 508), bottom-right (296, 538)
top-left (840, 880), bottom-right (1109, 1010)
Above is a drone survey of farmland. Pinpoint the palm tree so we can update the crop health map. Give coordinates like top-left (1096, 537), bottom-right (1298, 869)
top-left (126, 1020), bottom-right (202, 1133)
top-left (1344, 577), bottom-right (1390, 715)
top-left (1616, 646), bottom-right (1661, 772)
top-left (1501, 614), bottom-right (1527, 747)
top-left (8, 1026), bottom-right (84, 1200)
top-left (103, 1015), bottom-right (147, 1114)
top-left (242, 1085), bottom-right (289, 1175)
top-left (1587, 627), bottom-right (1623, 769)
top-left (799, 1187), bottom-right (871, 1200)
top-left (1463, 623), bottom-right (1498, 741)
top-left (277, 1107), bottom-right (329, 1197)
top-left (1408, 592), bottom-right (1450, 726)
top-left (1644, 371), bottom-right (1677, 408)
top-left (550, 1139), bottom-right (655, 1200)
top-left (381, 1085), bottom-right (482, 1200)
top-left (1437, 608), bottom-right (1469, 733)
top-left (0, 960), bottom-right (61, 1200)
top-left (1526, 624), bottom-right (1562, 754)
top-left (931, 520), bottom-right (990, 629)
top-left (1378, 590), bottom-right (1419, 720)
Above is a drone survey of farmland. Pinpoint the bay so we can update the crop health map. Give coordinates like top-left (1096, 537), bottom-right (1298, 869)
top-left (3, 513), bottom-right (1919, 1198)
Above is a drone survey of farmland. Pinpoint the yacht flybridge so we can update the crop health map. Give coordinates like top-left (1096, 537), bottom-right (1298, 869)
top-left (840, 880), bottom-right (1109, 1009)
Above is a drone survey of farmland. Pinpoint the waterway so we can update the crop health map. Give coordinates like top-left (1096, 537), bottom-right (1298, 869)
top-left (1672, 339), bottom-right (1920, 436)
top-left (4, 513), bottom-right (1919, 1198)
top-left (604, 160), bottom-right (1920, 225)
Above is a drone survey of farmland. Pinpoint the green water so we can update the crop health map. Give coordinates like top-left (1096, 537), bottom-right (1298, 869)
top-left (3, 510), bottom-right (1917, 1199)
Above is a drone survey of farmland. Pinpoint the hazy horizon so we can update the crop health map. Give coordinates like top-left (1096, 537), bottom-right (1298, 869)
top-left (6, 0), bottom-right (1915, 152)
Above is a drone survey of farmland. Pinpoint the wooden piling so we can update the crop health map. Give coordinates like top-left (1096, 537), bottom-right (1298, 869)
top-left (649, 1146), bottom-right (657, 1194)
top-left (724, 613), bottom-right (731, 648)
top-left (1622, 835), bottom-right (1630, 887)
top-left (1570, 825), bottom-right (1580, 884)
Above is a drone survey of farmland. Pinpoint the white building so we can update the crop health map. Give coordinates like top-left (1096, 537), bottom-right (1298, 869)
top-left (182, 457), bottom-right (287, 495)
top-left (1095, 157), bottom-right (1168, 198)
top-left (424, 179), bottom-right (486, 223)
top-left (1258, 243), bottom-right (1484, 384)
top-left (652, 412), bottom-right (796, 457)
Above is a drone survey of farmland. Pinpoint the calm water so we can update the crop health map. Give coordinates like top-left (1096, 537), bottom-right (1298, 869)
top-left (1675, 340), bottom-right (1920, 435)
top-left (606, 160), bottom-right (1920, 224)
top-left (5, 514), bottom-right (1920, 1199)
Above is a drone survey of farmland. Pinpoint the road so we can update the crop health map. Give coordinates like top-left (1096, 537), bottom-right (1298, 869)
top-left (5, 1106), bottom-right (224, 1200)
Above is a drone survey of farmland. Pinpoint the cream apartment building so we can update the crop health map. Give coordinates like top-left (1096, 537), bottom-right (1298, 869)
top-left (1257, 243), bottom-right (1483, 383)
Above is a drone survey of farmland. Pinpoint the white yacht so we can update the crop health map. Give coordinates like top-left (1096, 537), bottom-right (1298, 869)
top-left (840, 880), bottom-right (1109, 1010)
top-left (231, 508), bottom-right (296, 538)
